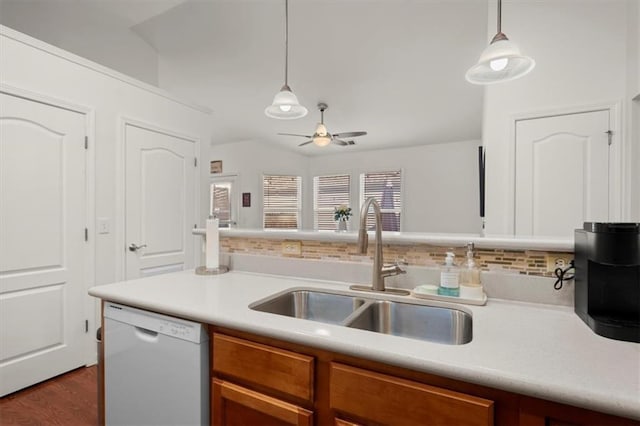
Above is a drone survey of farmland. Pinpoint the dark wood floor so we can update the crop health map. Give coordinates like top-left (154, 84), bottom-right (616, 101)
top-left (0, 366), bottom-right (98, 426)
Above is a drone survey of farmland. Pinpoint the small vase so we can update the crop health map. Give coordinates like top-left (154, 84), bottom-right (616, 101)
top-left (336, 220), bottom-right (348, 232)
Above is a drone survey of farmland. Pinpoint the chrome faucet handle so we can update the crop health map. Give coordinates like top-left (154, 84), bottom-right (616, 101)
top-left (395, 258), bottom-right (409, 266)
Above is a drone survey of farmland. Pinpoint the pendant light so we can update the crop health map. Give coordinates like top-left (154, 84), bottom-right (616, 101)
top-left (265, 0), bottom-right (308, 119)
top-left (466, 0), bottom-right (535, 85)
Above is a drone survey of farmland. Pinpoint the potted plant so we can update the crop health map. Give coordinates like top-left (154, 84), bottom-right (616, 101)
top-left (334, 205), bottom-right (352, 231)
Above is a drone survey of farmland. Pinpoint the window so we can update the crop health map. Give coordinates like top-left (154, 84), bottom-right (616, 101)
top-left (313, 174), bottom-right (351, 230)
top-left (209, 175), bottom-right (238, 228)
top-left (263, 174), bottom-right (301, 229)
top-left (360, 170), bottom-right (402, 231)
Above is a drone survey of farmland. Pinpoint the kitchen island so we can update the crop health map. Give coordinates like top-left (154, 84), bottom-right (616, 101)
top-left (89, 270), bottom-right (640, 424)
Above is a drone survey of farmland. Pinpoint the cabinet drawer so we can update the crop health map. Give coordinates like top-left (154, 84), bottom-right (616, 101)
top-left (213, 334), bottom-right (314, 402)
top-left (330, 363), bottom-right (494, 426)
top-left (212, 379), bottom-right (313, 426)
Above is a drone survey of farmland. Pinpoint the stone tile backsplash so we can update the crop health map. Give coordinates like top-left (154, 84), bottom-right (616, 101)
top-left (220, 237), bottom-right (571, 278)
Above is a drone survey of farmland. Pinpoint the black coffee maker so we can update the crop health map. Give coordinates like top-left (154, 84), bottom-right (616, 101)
top-left (574, 222), bottom-right (640, 343)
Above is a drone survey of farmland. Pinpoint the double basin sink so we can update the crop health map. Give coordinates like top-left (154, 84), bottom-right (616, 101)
top-left (250, 288), bottom-right (472, 345)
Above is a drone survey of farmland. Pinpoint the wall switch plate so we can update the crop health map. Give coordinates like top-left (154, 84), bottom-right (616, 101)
top-left (546, 253), bottom-right (573, 272)
top-left (281, 241), bottom-right (302, 256)
top-left (97, 217), bottom-right (110, 234)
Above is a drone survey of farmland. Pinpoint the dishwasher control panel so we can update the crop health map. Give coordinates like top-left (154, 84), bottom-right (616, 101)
top-left (104, 302), bottom-right (206, 343)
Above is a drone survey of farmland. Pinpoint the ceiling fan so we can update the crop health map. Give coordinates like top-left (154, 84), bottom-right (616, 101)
top-left (278, 103), bottom-right (367, 147)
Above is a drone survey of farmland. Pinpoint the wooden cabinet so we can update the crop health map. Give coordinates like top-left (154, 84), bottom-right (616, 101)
top-left (519, 396), bottom-right (639, 426)
top-left (329, 363), bottom-right (494, 426)
top-left (212, 333), bottom-right (314, 402)
top-left (210, 328), bottom-right (638, 426)
top-left (211, 333), bottom-right (315, 426)
top-left (212, 379), bottom-right (312, 426)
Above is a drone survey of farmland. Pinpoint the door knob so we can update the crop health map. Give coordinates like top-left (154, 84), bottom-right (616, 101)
top-left (129, 243), bottom-right (147, 252)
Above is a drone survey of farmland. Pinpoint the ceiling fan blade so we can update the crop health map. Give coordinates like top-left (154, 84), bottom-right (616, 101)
top-left (332, 131), bottom-right (367, 138)
top-left (332, 138), bottom-right (356, 146)
top-left (278, 133), bottom-right (313, 138)
top-left (298, 140), bottom-right (314, 146)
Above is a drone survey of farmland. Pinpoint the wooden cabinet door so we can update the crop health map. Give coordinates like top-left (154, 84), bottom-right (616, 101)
top-left (212, 379), bottom-right (313, 426)
top-left (330, 363), bottom-right (494, 426)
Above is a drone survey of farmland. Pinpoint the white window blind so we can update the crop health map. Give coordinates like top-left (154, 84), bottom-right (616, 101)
top-left (263, 175), bottom-right (301, 229)
top-left (313, 174), bottom-right (351, 230)
top-left (360, 170), bottom-right (402, 231)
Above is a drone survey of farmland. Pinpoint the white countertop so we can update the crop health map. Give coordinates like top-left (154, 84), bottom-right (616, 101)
top-left (89, 270), bottom-right (639, 420)
top-left (195, 228), bottom-right (574, 252)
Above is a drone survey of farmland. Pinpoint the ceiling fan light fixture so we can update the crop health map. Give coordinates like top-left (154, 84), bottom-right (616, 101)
top-left (265, 0), bottom-right (307, 120)
top-left (265, 84), bottom-right (308, 119)
top-left (314, 122), bottom-right (328, 136)
top-left (466, 0), bottom-right (535, 85)
top-left (313, 134), bottom-right (332, 147)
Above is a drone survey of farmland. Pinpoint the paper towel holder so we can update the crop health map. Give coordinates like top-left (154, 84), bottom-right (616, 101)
top-left (195, 265), bottom-right (229, 275)
top-left (193, 215), bottom-right (229, 275)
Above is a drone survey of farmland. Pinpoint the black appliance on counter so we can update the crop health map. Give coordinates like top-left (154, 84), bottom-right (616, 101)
top-left (574, 222), bottom-right (640, 343)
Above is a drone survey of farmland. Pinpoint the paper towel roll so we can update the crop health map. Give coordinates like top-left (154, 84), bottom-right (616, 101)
top-left (206, 217), bottom-right (219, 269)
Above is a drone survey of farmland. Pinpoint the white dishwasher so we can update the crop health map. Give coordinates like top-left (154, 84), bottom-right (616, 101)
top-left (104, 302), bottom-right (209, 426)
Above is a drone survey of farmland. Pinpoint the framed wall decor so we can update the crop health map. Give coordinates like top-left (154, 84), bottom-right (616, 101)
top-left (210, 160), bottom-right (223, 174)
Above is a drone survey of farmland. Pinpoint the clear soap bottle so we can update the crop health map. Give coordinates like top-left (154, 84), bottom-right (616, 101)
top-left (438, 252), bottom-right (460, 297)
top-left (460, 242), bottom-right (481, 287)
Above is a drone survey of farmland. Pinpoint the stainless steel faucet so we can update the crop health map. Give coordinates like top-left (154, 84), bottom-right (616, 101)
top-left (350, 197), bottom-right (410, 295)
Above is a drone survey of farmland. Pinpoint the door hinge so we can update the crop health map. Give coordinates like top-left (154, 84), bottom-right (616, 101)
top-left (194, 157), bottom-right (198, 167)
top-left (85, 319), bottom-right (89, 333)
top-left (84, 136), bottom-right (88, 150)
top-left (606, 130), bottom-right (613, 145)
top-left (84, 228), bottom-right (88, 241)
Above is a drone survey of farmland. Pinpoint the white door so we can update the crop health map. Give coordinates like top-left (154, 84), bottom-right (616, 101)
top-left (125, 123), bottom-right (197, 279)
top-left (0, 91), bottom-right (87, 396)
top-left (515, 110), bottom-right (610, 237)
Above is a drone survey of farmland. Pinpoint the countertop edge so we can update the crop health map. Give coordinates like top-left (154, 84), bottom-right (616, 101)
top-left (192, 228), bottom-right (574, 251)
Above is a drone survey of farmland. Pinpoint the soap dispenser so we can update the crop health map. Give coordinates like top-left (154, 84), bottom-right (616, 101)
top-left (460, 243), bottom-right (481, 286)
top-left (438, 252), bottom-right (460, 297)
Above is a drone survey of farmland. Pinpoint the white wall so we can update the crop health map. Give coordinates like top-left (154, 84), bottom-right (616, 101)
top-left (210, 140), bottom-right (481, 233)
top-left (0, 26), bottom-right (211, 353)
top-left (0, 1), bottom-right (159, 85)
top-left (307, 141), bottom-right (481, 233)
top-left (209, 140), bottom-right (310, 229)
top-left (483, 0), bottom-right (630, 234)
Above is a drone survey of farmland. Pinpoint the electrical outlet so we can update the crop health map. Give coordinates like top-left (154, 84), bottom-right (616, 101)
top-left (281, 241), bottom-right (302, 256)
top-left (546, 253), bottom-right (573, 272)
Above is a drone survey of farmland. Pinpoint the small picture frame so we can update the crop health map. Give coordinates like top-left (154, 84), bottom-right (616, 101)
top-left (210, 160), bottom-right (223, 174)
top-left (242, 192), bottom-right (251, 207)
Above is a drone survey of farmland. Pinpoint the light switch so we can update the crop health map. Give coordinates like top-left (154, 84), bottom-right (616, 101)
top-left (97, 217), bottom-right (111, 234)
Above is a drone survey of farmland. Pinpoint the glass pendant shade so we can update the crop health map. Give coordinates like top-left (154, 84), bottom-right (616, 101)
top-left (265, 84), bottom-right (308, 119)
top-left (313, 134), bottom-right (331, 147)
top-left (265, 0), bottom-right (307, 119)
top-left (466, 37), bottom-right (535, 84)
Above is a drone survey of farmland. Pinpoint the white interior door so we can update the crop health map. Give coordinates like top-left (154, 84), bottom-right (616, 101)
top-left (515, 110), bottom-right (610, 237)
top-left (0, 91), bottom-right (87, 396)
top-left (125, 123), bottom-right (197, 279)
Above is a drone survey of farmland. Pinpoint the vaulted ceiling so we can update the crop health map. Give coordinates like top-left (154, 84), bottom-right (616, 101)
top-left (1, 0), bottom-right (489, 155)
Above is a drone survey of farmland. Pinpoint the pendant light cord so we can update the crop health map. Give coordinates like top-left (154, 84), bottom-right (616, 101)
top-left (284, 0), bottom-right (289, 86)
top-left (496, 0), bottom-right (502, 34)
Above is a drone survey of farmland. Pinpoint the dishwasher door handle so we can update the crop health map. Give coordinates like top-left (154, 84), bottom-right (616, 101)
top-left (134, 326), bottom-right (159, 342)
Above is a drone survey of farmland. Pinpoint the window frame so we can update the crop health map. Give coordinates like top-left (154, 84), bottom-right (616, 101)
top-left (209, 174), bottom-right (239, 228)
top-left (359, 169), bottom-right (404, 232)
top-left (262, 173), bottom-right (302, 230)
top-left (313, 173), bottom-right (352, 231)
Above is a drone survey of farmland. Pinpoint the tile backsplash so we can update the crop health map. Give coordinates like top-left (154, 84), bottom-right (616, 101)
top-left (220, 237), bottom-right (571, 278)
